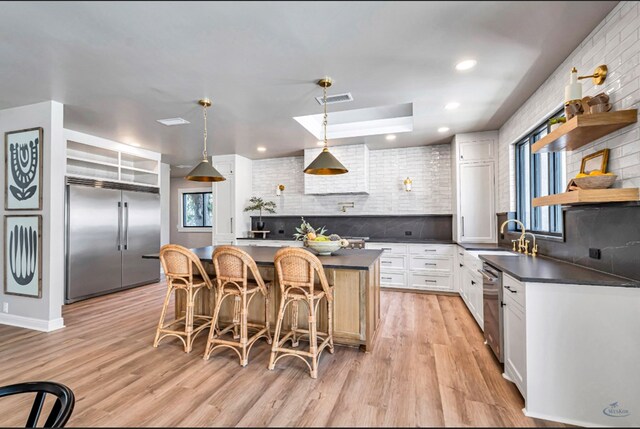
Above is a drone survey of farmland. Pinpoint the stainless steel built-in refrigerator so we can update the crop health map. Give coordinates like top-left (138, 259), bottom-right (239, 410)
top-left (65, 178), bottom-right (160, 303)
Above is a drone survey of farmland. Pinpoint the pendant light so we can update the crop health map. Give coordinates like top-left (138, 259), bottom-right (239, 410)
top-left (303, 77), bottom-right (349, 175)
top-left (185, 98), bottom-right (226, 182)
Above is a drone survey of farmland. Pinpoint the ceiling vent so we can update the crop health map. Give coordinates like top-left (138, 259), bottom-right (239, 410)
top-left (156, 117), bottom-right (190, 126)
top-left (315, 92), bottom-right (353, 105)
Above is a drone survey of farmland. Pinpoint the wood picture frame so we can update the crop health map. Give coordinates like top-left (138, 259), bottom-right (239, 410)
top-left (4, 127), bottom-right (43, 210)
top-left (4, 215), bottom-right (42, 298)
top-left (579, 148), bottom-right (609, 175)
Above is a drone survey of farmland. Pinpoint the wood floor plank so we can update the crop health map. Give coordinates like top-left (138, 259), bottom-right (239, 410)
top-left (0, 283), bottom-right (565, 427)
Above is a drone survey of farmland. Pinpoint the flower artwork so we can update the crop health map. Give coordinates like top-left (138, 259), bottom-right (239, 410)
top-left (5, 128), bottom-right (42, 210)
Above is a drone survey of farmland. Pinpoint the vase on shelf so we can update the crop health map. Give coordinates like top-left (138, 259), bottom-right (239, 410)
top-left (256, 221), bottom-right (265, 231)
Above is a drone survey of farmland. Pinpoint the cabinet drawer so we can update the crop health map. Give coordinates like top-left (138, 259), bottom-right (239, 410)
top-left (380, 271), bottom-right (407, 288)
top-left (409, 244), bottom-right (453, 256)
top-left (503, 273), bottom-right (525, 308)
top-left (409, 256), bottom-right (452, 272)
top-left (408, 273), bottom-right (452, 291)
top-left (380, 255), bottom-right (406, 270)
top-left (368, 243), bottom-right (407, 255)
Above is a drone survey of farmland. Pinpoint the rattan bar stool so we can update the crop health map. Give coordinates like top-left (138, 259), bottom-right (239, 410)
top-left (268, 247), bottom-right (334, 379)
top-left (154, 244), bottom-right (213, 353)
top-left (203, 246), bottom-right (272, 366)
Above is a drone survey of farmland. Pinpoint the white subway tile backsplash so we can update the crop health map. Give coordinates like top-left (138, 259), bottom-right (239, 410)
top-left (498, 1), bottom-right (640, 212)
top-left (251, 144), bottom-right (452, 216)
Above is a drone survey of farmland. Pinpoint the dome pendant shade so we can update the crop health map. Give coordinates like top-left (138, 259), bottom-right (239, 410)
top-left (185, 158), bottom-right (226, 182)
top-left (303, 147), bottom-right (349, 175)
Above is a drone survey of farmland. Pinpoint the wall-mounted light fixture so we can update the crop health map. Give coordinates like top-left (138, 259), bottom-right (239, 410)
top-left (404, 177), bottom-right (413, 192)
top-left (578, 64), bottom-right (608, 85)
top-left (276, 184), bottom-right (285, 196)
top-left (338, 202), bottom-right (355, 212)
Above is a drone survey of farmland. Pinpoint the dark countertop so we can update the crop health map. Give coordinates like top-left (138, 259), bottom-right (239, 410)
top-left (456, 242), bottom-right (509, 251)
top-left (480, 254), bottom-right (640, 288)
top-left (143, 245), bottom-right (383, 271)
top-left (237, 237), bottom-right (457, 244)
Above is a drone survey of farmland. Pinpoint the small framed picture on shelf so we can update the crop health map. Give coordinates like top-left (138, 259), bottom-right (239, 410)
top-left (4, 127), bottom-right (43, 210)
top-left (580, 148), bottom-right (609, 175)
top-left (4, 215), bottom-right (42, 298)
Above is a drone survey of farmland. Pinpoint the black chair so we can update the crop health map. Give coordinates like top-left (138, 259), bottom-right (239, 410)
top-left (0, 382), bottom-right (75, 428)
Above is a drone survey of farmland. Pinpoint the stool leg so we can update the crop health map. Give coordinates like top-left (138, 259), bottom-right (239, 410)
top-left (240, 292), bottom-right (249, 367)
top-left (268, 294), bottom-right (287, 370)
top-left (309, 297), bottom-right (318, 379)
top-left (327, 294), bottom-right (334, 354)
top-left (233, 295), bottom-right (241, 340)
top-left (264, 292), bottom-right (272, 345)
top-left (184, 288), bottom-right (195, 353)
top-left (291, 300), bottom-right (299, 347)
top-left (153, 284), bottom-right (173, 347)
top-left (204, 287), bottom-right (224, 360)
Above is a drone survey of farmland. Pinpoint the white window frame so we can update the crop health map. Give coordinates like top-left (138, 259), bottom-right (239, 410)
top-left (178, 187), bottom-right (213, 233)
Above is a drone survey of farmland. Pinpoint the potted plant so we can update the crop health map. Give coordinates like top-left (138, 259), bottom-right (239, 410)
top-left (243, 197), bottom-right (276, 230)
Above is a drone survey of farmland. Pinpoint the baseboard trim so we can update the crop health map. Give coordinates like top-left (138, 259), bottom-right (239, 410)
top-left (0, 314), bottom-right (65, 332)
top-left (523, 408), bottom-right (606, 428)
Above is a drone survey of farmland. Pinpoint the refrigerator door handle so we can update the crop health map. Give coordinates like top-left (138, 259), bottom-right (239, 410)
top-left (124, 202), bottom-right (129, 250)
top-left (117, 202), bottom-right (122, 251)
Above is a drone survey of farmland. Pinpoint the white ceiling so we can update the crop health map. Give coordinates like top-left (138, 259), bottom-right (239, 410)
top-left (0, 1), bottom-right (617, 175)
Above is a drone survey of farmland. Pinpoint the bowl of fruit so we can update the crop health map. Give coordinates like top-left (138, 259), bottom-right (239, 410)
top-left (573, 170), bottom-right (617, 189)
top-left (293, 217), bottom-right (349, 256)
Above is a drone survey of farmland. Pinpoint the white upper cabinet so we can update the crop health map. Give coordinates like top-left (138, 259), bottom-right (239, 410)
top-left (211, 155), bottom-right (253, 243)
top-left (459, 139), bottom-right (494, 162)
top-left (303, 144), bottom-right (369, 194)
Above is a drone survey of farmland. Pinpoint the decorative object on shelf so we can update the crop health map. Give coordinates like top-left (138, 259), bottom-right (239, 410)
top-left (249, 230), bottom-right (271, 239)
top-left (577, 64), bottom-right (608, 85)
top-left (570, 174), bottom-right (617, 190)
top-left (586, 92), bottom-right (611, 114)
top-left (185, 99), bottom-right (226, 182)
top-left (4, 215), bottom-right (42, 298)
top-left (243, 196), bottom-right (276, 231)
top-left (5, 128), bottom-right (43, 210)
top-left (403, 177), bottom-right (413, 192)
top-left (276, 184), bottom-right (285, 196)
top-left (293, 217), bottom-right (327, 241)
top-left (303, 77), bottom-right (349, 175)
top-left (564, 67), bottom-right (583, 120)
top-left (579, 148), bottom-right (609, 175)
top-left (548, 117), bottom-right (566, 132)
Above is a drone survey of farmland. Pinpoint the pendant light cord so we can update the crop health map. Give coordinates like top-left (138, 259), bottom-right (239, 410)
top-left (202, 104), bottom-right (208, 160)
top-left (323, 84), bottom-right (328, 149)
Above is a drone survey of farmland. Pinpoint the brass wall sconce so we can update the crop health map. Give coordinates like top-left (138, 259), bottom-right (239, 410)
top-left (276, 184), bottom-right (285, 196)
top-left (403, 177), bottom-right (413, 192)
top-left (578, 64), bottom-right (608, 85)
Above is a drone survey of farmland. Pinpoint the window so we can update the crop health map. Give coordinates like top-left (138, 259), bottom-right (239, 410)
top-left (515, 109), bottom-right (566, 236)
top-left (179, 188), bottom-right (213, 230)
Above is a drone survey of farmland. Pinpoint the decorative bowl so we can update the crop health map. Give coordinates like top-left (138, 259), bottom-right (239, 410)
top-left (573, 174), bottom-right (617, 190)
top-left (305, 240), bottom-right (343, 256)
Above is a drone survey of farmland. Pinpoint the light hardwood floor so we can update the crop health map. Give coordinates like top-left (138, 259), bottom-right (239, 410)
top-left (0, 282), bottom-right (563, 427)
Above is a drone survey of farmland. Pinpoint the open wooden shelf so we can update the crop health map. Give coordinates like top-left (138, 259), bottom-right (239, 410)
top-left (532, 109), bottom-right (637, 153)
top-left (533, 188), bottom-right (639, 207)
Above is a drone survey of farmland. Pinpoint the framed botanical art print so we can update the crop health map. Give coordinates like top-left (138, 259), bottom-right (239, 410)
top-left (5, 127), bottom-right (43, 210)
top-left (580, 148), bottom-right (609, 175)
top-left (4, 215), bottom-right (42, 298)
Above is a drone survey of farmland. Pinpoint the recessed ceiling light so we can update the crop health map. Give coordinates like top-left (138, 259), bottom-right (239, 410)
top-left (257, 146), bottom-right (267, 152)
top-left (386, 134), bottom-right (396, 141)
top-left (317, 141), bottom-right (325, 146)
top-left (438, 127), bottom-right (450, 133)
top-left (156, 117), bottom-right (190, 126)
top-left (455, 59), bottom-right (477, 71)
top-left (176, 164), bottom-right (192, 169)
top-left (445, 102), bottom-right (460, 110)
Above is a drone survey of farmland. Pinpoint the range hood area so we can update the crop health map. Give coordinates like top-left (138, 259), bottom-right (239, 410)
top-left (303, 143), bottom-right (370, 195)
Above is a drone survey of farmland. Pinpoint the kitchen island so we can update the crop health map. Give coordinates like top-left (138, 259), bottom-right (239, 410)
top-left (144, 245), bottom-right (382, 351)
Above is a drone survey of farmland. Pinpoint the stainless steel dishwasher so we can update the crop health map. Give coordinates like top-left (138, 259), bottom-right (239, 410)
top-left (480, 263), bottom-right (503, 363)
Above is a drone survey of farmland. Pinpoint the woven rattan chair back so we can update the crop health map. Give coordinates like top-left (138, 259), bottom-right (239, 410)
top-left (274, 247), bottom-right (331, 298)
top-left (159, 244), bottom-right (212, 288)
top-left (212, 246), bottom-right (267, 294)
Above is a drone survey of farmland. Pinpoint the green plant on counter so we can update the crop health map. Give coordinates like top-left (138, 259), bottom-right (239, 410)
top-left (243, 196), bottom-right (276, 222)
top-left (293, 217), bottom-right (327, 241)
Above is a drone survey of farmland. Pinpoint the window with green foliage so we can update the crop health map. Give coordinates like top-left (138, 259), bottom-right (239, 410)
top-left (182, 191), bottom-right (213, 228)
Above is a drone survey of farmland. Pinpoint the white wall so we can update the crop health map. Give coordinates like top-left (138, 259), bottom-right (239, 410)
top-left (498, 1), bottom-right (640, 212)
top-left (0, 101), bottom-right (65, 331)
top-left (251, 144), bottom-right (451, 217)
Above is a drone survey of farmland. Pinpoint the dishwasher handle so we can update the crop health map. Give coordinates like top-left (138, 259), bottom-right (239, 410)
top-left (478, 269), bottom-right (498, 282)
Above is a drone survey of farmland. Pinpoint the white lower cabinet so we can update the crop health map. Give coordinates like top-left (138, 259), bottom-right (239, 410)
top-left (371, 243), bottom-right (453, 291)
top-left (502, 273), bottom-right (526, 398)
